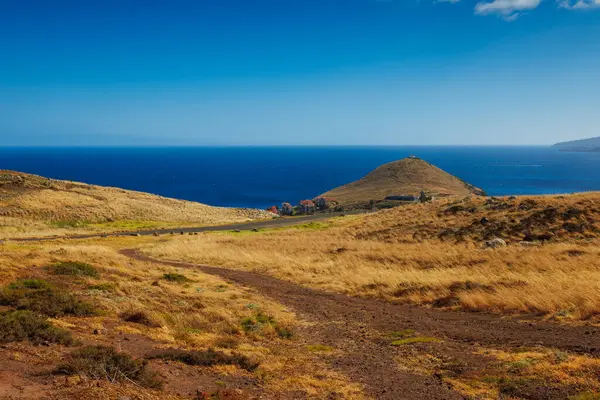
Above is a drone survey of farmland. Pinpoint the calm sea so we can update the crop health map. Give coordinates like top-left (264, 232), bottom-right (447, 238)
top-left (1, 146), bottom-right (600, 209)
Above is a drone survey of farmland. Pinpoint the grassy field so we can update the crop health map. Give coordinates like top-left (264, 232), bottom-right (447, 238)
top-left (144, 192), bottom-right (600, 321)
top-left (0, 237), bottom-right (363, 399)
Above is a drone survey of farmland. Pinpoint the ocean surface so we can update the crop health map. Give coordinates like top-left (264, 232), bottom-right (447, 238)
top-left (1, 146), bottom-right (600, 209)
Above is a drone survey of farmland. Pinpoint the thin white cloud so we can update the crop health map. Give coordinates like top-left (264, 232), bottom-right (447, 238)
top-left (437, 0), bottom-right (461, 3)
top-left (474, 0), bottom-right (541, 19)
top-left (559, 0), bottom-right (600, 8)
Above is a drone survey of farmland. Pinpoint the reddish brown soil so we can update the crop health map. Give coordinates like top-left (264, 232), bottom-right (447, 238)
top-left (122, 250), bottom-right (600, 399)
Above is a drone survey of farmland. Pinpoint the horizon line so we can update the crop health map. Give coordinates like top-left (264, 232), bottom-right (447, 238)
top-left (0, 144), bottom-right (555, 148)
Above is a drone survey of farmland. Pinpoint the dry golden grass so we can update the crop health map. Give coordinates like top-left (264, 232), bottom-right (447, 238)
top-left (0, 170), bottom-right (271, 238)
top-left (0, 237), bottom-right (364, 399)
top-left (144, 192), bottom-right (600, 320)
top-left (318, 157), bottom-right (484, 206)
top-left (396, 345), bottom-right (600, 400)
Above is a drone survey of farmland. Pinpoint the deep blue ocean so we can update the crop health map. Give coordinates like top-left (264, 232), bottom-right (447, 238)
top-left (1, 146), bottom-right (600, 209)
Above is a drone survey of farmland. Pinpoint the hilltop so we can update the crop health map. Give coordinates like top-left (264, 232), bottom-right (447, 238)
top-left (553, 136), bottom-right (600, 152)
top-left (0, 170), bottom-right (270, 237)
top-left (317, 157), bottom-right (484, 206)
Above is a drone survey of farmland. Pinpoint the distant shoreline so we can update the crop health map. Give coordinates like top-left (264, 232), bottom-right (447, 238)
top-left (1, 146), bottom-right (599, 209)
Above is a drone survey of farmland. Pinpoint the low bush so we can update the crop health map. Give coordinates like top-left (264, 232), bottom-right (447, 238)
top-left (162, 273), bottom-right (192, 283)
top-left (50, 261), bottom-right (99, 278)
top-left (87, 282), bottom-right (116, 292)
top-left (8, 279), bottom-right (50, 290)
top-left (0, 280), bottom-right (96, 317)
top-left (0, 310), bottom-right (73, 345)
top-left (57, 345), bottom-right (162, 388)
top-left (120, 310), bottom-right (160, 327)
top-left (275, 325), bottom-right (294, 339)
top-left (150, 348), bottom-right (259, 372)
top-left (241, 312), bottom-right (293, 339)
top-left (241, 312), bottom-right (275, 332)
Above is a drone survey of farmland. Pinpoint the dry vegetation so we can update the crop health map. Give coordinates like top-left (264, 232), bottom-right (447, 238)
top-left (4, 183), bottom-right (600, 399)
top-left (0, 170), bottom-right (271, 238)
top-left (0, 237), bottom-right (364, 399)
top-left (395, 342), bottom-right (600, 400)
top-left (144, 192), bottom-right (600, 321)
top-left (318, 157), bottom-right (485, 206)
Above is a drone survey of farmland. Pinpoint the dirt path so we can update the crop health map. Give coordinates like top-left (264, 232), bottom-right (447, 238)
top-left (122, 250), bottom-right (600, 400)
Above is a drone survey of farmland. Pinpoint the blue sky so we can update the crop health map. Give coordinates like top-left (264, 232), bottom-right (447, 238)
top-left (1, 0), bottom-right (599, 146)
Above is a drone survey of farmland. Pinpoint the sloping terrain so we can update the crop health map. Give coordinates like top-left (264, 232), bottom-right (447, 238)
top-left (318, 157), bottom-right (484, 206)
top-left (138, 191), bottom-right (600, 399)
top-left (553, 136), bottom-right (600, 152)
top-left (0, 170), bottom-right (270, 237)
top-left (145, 192), bottom-right (600, 319)
top-left (0, 238), bottom-right (364, 399)
top-left (4, 192), bottom-right (600, 399)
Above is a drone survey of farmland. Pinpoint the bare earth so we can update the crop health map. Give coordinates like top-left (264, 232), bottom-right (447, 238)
top-left (125, 250), bottom-right (600, 400)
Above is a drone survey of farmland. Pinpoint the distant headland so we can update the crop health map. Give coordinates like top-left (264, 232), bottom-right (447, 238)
top-left (269, 157), bottom-right (485, 215)
top-left (553, 136), bottom-right (600, 152)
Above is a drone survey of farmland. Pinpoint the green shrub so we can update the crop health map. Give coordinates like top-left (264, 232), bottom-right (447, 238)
top-left (162, 273), bottom-right (191, 283)
top-left (0, 310), bottom-right (73, 345)
top-left (150, 348), bottom-right (259, 372)
top-left (240, 312), bottom-right (276, 333)
top-left (8, 279), bottom-right (50, 290)
top-left (57, 345), bottom-right (162, 388)
top-left (87, 282), bottom-right (116, 292)
top-left (50, 261), bottom-right (99, 278)
top-left (241, 312), bottom-right (293, 339)
top-left (275, 325), bottom-right (294, 339)
top-left (0, 281), bottom-right (96, 317)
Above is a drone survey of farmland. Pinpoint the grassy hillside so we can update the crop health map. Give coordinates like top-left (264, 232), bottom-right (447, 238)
top-left (318, 157), bottom-right (484, 206)
top-left (0, 170), bottom-right (270, 237)
top-left (3, 191), bottom-right (600, 399)
top-left (147, 192), bottom-right (600, 320)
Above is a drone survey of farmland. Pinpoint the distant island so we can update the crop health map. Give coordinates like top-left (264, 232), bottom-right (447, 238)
top-left (553, 136), bottom-right (600, 152)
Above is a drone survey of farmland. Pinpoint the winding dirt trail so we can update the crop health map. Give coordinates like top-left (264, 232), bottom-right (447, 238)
top-left (122, 250), bottom-right (600, 400)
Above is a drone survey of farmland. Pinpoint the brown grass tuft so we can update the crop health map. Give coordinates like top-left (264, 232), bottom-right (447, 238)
top-left (149, 348), bottom-right (259, 372)
top-left (57, 345), bottom-right (162, 388)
